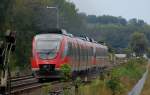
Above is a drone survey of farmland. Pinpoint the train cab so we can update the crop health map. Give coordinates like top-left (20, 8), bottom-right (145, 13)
top-left (31, 34), bottom-right (68, 79)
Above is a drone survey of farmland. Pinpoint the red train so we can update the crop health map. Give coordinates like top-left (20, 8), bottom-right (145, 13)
top-left (31, 29), bottom-right (108, 80)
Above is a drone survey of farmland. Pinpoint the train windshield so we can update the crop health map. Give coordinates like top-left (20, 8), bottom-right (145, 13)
top-left (36, 39), bottom-right (60, 59)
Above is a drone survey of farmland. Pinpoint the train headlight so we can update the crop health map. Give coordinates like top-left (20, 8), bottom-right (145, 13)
top-left (43, 64), bottom-right (49, 69)
top-left (39, 64), bottom-right (55, 72)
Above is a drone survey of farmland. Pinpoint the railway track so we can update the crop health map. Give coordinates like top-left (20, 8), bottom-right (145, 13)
top-left (9, 75), bottom-right (61, 95)
top-left (6, 75), bottom-right (42, 95)
top-left (8, 74), bottom-right (99, 95)
top-left (5, 63), bottom-right (120, 95)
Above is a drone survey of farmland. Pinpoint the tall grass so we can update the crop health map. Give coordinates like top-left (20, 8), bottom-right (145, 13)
top-left (78, 58), bottom-right (147, 95)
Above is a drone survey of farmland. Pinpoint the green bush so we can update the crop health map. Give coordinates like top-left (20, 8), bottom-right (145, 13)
top-left (106, 58), bottom-right (147, 95)
top-left (60, 64), bottom-right (71, 81)
top-left (107, 78), bottom-right (125, 95)
top-left (107, 69), bottom-right (125, 95)
top-left (123, 58), bottom-right (147, 79)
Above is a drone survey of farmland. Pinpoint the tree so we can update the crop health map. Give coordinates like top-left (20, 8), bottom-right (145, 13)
top-left (10, 0), bottom-right (86, 69)
top-left (3, 0), bottom-right (150, 70)
top-left (129, 32), bottom-right (148, 57)
top-left (0, 0), bottom-right (14, 35)
top-left (124, 48), bottom-right (132, 58)
top-left (128, 18), bottom-right (146, 27)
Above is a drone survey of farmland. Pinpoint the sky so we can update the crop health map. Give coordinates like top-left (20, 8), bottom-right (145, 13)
top-left (69, 0), bottom-right (150, 23)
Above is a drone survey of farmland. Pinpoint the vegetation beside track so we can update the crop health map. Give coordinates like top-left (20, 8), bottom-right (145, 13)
top-left (39, 58), bottom-right (148, 95)
top-left (75, 58), bottom-right (147, 95)
top-left (141, 62), bottom-right (150, 95)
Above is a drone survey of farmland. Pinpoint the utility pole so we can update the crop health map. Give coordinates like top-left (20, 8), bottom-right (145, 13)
top-left (0, 30), bottom-right (16, 95)
top-left (46, 6), bottom-right (59, 28)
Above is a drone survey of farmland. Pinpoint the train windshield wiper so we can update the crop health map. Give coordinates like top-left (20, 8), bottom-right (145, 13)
top-left (38, 49), bottom-right (57, 59)
top-left (38, 49), bottom-right (55, 53)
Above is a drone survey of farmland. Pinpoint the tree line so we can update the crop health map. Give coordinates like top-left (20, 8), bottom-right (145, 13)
top-left (0, 0), bottom-right (150, 69)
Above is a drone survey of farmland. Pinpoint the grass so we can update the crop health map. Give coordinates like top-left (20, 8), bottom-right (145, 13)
top-left (42, 83), bottom-right (52, 95)
top-left (78, 58), bottom-right (147, 95)
top-left (140, 64), bottom-right (150, 95)
top-left (79, 79), bottom-right (111, 95)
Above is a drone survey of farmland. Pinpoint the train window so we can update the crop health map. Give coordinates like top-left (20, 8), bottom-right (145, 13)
top-left (82, 45), bottom-right (84, 61)
top-left (99, 48), bottom-right (101, 57)
top-left (36, 40), bottom-right (61, 59)
top-left (67, 42), bottom-right (73, 56)
top-left (96, 47), bottom-right (100, 58)
top-left (83, 46), bottom-right (86, 61)
top-left (89, 47), bottom-right (91, 57)
top-left (90, 47), bottom-right (93, 56)
top-left (77, 43), bottom-right (80, 63)
top-left (98, 48), bottom-right (100, 57)
top-left (61, 41), bottom-right (68, 58)
top-left (89, 47), bottom-right (91, 56)
top-left (72, 42), bottom-right (75, 62)
top-left (86, 46), bottom-right (88, 62)
top-left (36, 40), bottom-right (60, 51)
top-left (92, 47), bottom-right (94, 56)
top-left (86, 46), bottom-right (89, 61)
top-left (70, 42), bottom-right (73, 56)
top-left (85, 45), bottom-right (88, 63)
top-left (81, 45), bottom-right (83, 61)
top-left (74, 43), bottom-right (78, 61)
top-left (90, 47), bottom-right (93, 62)
top-left (80, 44), bottom-right (82, 64)
top-left (104, 49), bottom-right (108, 56)
top-left (102, 49), bottom-right (105, 57)
top-left (102, 48), bottom-right (105, 57)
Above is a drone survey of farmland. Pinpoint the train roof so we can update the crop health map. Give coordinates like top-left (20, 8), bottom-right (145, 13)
top-left (34, 32), bottom-right (107, 49)
top-left (34, 34), bottom-right (63, 40)
top-left (38, 28), bottom-right (67, 34)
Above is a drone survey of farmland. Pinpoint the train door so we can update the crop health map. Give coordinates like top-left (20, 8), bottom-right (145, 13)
top-left (88, 43), bottom-right (92, 69)
top-left (93, 44), bottom-right (96, 65)
top-left (61, 37), bottom-right (69, 64)
top-left (85, 43), bottom-right (89, 69)
top-left (76, 41), bottom-right (81, 71)
top-left (82, 43), bottom-right (86, 71)
top-left (79, 43), bottom-right (82, 71)
top-left (95, 46), bottom-right (100, 67)
top-left (67, 40), bottom-right (74, 71)
top-left (89, 46), bottom-right (93, 68)
top-left (81, 42), bottom-right (86, 71)
top-left (81, 43), bottom-right (86, 70)
top-left (72, 40), bottom-right (77, 71)
top-left (73, 40), bottom-right (80, 72)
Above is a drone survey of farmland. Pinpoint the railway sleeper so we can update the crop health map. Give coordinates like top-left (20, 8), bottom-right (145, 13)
top-left (49, 90), bottom-right (63, 95)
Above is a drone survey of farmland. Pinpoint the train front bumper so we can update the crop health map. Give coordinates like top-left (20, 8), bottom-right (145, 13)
top-left (32, 64), bottom-right (62, 78)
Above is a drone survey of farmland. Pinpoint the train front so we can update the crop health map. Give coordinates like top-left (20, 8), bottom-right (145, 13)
top-left (31, 34), bottom-right (63, 79)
